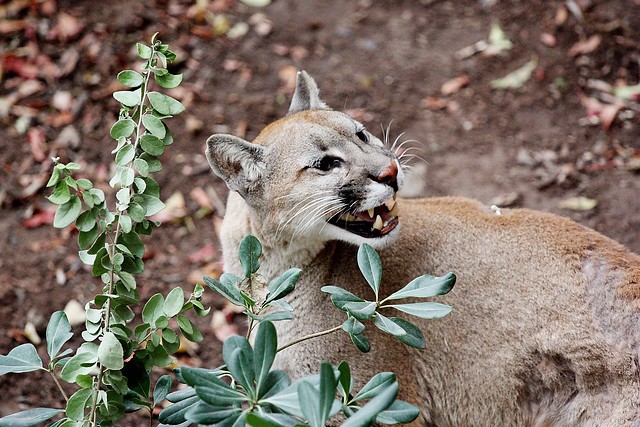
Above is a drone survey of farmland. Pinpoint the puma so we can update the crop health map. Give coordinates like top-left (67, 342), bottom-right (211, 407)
top-left (205, 71), bottom-right (640, 426)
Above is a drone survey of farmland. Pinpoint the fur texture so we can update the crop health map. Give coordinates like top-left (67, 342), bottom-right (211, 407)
top-left (206, 72), bottom-right (640, 426)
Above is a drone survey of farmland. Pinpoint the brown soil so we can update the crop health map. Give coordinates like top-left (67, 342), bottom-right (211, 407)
top-left (1, 0), bottom-right (639, 423)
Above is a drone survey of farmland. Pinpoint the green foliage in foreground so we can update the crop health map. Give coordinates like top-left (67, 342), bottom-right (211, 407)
top-left (159, 235), bottom-right (455, 426)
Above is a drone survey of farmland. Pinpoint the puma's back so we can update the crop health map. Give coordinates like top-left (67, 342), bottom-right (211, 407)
top-left (206, 71), bottom-right (640, 426)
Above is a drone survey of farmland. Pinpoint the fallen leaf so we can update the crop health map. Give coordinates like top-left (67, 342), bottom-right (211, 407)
top-left (485, 22), bottom-right (513, 55)
top-left (187, 244), bottom-right (216, 264)
top-left (568, 35), bottom-right (601, 57)
top-left (210, 310), bottom-right (239, 342)
top-left (22, 208), bottom-right (55, 228)
top-left (23, 322), bottom-right (41, 345)
top-left (239, 0), bottom-right (272, 6)
top-left (489, 192), bottom-right (522, 207)
top-left (422, 96), bottom-right (448, 110)
top-left (558, 196), bottom-right (598, 211)
top-left (540, 33), bottom-right (557, 47)
top-left (190, 187), bottom-right (214, 209)
top-left (491, 56), bottom-right (538, 90)
top-left (249, 13), bottom-right (273, 36)
top-left (279, 65), bottom-right (298, 93)
top-left (555, 5), bottom-right (569, 25)
top-left (0, 19), bottom-right (28, 34)
top-left (27, 128), bottom-right (46, 161)
top-left (2, 55), bottom-right (39, 79)
top-left (440, 74), bottom-right (469, 96)
top-left (150, 191), bottom-right (187, 223)
top-left (52, 91), bottom-right (74, 112)
top-left (48, 12), bottom-right (85, 42)
top-left (599, 103), bottom-right (623, 130)
top-left (64, 299), bottom-right (86, 326)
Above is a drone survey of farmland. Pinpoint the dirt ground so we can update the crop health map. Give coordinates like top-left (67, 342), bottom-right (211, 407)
top-left (1, 0), bottom-right (639, 421)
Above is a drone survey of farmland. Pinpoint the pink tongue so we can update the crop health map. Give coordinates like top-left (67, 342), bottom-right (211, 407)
top-left (354, 211), bottom-right (375, 222)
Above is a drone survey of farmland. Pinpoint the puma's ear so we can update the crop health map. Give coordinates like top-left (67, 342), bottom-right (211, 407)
top-left (287, 70), bottom-right (330, 115)
top-left (205, 134), bottom-right (266, 196)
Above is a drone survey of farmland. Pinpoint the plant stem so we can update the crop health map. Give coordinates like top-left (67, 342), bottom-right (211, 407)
top-left (277, 324), bottom-right (343, 353)
top-left (246, 317), bottom-right (255, 340)
top-left (48, 368), bottom-right (69, 401)
top-left (88, 47), bottom-right (155, 427)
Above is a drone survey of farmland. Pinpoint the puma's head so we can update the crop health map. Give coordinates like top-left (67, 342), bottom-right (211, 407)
top-left (206, 71), bottom-right (404, 247)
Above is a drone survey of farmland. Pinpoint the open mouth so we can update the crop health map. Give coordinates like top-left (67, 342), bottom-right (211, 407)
top-left (327, 195), bottom-right (399, 238)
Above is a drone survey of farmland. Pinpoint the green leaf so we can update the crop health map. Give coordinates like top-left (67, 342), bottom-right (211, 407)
top-left (318, 362), bottom-right (337, 426)
top-left (253, 321), bottom-right (277, 390)
top-left (115, 144), bottom-right (135, 166)
top-left (142, 293), bottom-right (165, 324)
top-left (113, 88), bottom-right (141, 108)
top-left (386, 302), bottom-right (453, 319)
top-left (140, 154), bottom-right (162, 172)
top-left (117, 70), bottom-right (144, 87)
top-left (185, 405), bottom-right (244, 425)
top-left (258, 369), bottom-right (290, 400)
top-left (373, 312), bottom-right (406, 337)
top-left (136, 42), bottom-right (152, 59)
top-left (0, 408), bottom-right (64, 427)
top-left (48, 181), bottom-right (71, 204)
top-left (75, 210), bottom-right (96, 232)
top-left (53, 196), bottom-right (82, 228)
top-left (153, 375), bottom-right (172, 405)
top-left (337, 361), bottom-right (352, 398)
top-left (98, 332), bottom-right (124, 370)
top-left (155, 72), bottom-right (183, 89)
top-left (320, 286), bottom-right (364, 310)
top-left (239, 235), bottom-right (262, 278)
top-left (376, 400), bottom-right (421, 425)
top-left (46, 167), bottom-right (62, 188)
top-left (159, 394), bottom-right (199, 425)
top-left (46, 311), bottom-right (73, 360)
top-left (133, 158), bottom-right (149, 177)
top-left (66, 388), bottom-right (92, 420)
top-left (342, 380), bottom-right (398, 427)
top-left (136, 194), bottom-right (165, 216)
top-left (177, 315), bottom-right (203, 342)
top-left (119, 166), bottom-right (135, 187)
top-left (60, 351), bottom-right (97, 383)
top-left (163, 287), bottom-right (185, 318)
top-left (298, 381), bottom-right (321, 427)
top-left (110, 117), bottom-right (136, 139)
top-left (141, 114), bottom-right (166, 139)
top-left (119, 231), bottom-right (144, 257)
top-left (389, 317), bottom-right (425, 349)
top-left (349, 333), bottom-right (370, 353)
top-left (260, 311), bottom-right (293, 322)
top-left (342, 316), bottom-right (365, 335)
top-left (148, 91), bottom-right (185, 115)
top-left (203, 275), bottom-right (244, 306)
top-left (357, 243), bottom-right (382, 298)
top-left (266, 268), bottom-right (300, 303)
top-left (245, 413), bottom-right (284, 427)
top-left (76, 178), bottom-right (92, 190)
top-left (491, 55), bottom-right (538, 90)
top-left (343, 301), bottom-right (376, 321)
top-left (384, 272), bottom-right (456, 301)
top-left (0, 344), bottom-right (43, 375)
top-left (140, 134), bottom-right (164, 156)
top-left (353, 372), bottom-right (396, 402)
top-left (227, 348), bottom-right (256, 397)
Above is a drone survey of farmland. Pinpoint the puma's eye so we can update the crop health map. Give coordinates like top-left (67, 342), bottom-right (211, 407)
top-left (356, 129), bottom-right (369, 143)
top-left (315, 156), bottom-right (342, 172)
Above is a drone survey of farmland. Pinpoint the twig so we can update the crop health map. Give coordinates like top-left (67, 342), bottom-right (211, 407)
top-left (277, 325), bottom-right (343, 353)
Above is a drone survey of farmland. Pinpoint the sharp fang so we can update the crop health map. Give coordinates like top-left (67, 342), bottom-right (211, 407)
top-left (342, 213), bottom-right (358, 221)
top-left (373, 215), bottom-right (383, 230)
top-left (390, 203), bottom-right (399, 217)
top-left (367, 208), bottom-right (375, 218)
top-left (384, 199), bottom-right (396, 211)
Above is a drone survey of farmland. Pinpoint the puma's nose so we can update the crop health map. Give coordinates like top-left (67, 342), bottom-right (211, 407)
top-left (376, 159), bottom-right (399, 191)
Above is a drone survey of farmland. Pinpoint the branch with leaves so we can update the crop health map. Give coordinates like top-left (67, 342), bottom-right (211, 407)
top-left (168, 235), bottom-right (456, 426)
top-left (0, 34), bottom-right (207, 427)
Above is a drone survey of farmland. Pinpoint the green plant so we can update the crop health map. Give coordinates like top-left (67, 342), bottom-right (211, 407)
top-left (0, 35), bottom-right (207, 427)
top-left (159, 236), bottom-right (456, 426)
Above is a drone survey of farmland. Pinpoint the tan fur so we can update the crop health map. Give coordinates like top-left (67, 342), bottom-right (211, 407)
top-left (207, 72), bottom-right (640, 426)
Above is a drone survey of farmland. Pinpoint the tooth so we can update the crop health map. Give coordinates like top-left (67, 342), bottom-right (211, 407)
top-left (367, 208), bottom-right (375, 218)
top-left (343, 213), bottom-right (358, 221)
top-left (373, 215), bottom-right (383, 230)
top-left (384, 199), bottom-right (396, 211)
top-left (390, 203), bottom-right (399, 217)
top-left (393, 193), bottom-right (397, 201)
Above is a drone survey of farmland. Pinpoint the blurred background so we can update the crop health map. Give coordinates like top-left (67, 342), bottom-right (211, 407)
top-left (1, 0), bottom-right (639, 418)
